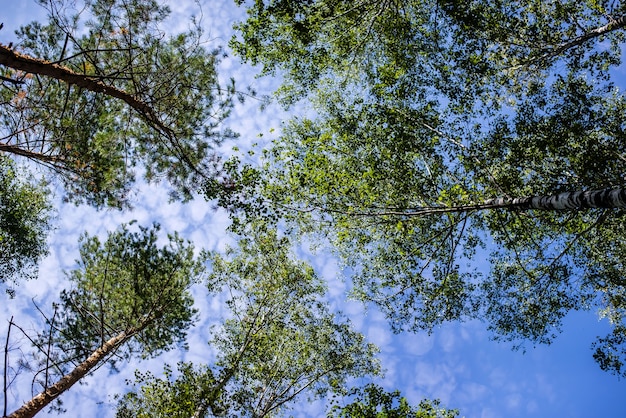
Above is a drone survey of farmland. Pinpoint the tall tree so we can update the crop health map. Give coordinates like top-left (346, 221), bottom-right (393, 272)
top-left (0, 0), bottom-right (238, 208)
top-left (227, 0), bottom-right (626, 376)
top-left (4, 223), bottom-right (204, 418)
top-left (231, 0), bottom-right (625, 107)
top-left (0, 155), bottom-right (51, 294)
top-left (115, 226), bottom-right (380, 417)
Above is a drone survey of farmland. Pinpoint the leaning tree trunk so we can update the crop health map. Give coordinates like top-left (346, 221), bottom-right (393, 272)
top-left (484, 187), bottom-right (626, 210)
top-left (345, 187), bottom-right (626, 218)
top-left (7, 330), bottom-right (134, 418)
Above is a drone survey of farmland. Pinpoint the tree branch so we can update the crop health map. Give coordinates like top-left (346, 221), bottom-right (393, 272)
top-left (0, 142), bottom-right (63, 164)
top-left (513, 15), bottom-right (626, 68)
top-left (316, 187), bottom-right (626, 219)
top-left (0, 44), bottom-right (174, 139)
top-left (4, 316), bottom-right (13, 418)
top-left (6, 329), bottom-right (134, 418)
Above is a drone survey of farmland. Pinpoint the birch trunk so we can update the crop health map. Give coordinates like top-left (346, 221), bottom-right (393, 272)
top-left (516, 15), bottom-right (626, 67)
top-left (484, 188), bottom-right (626, 210)
top-left (6, 330), bottom-right (133, 418)
top-left (344, 188), bottom-right (626, 217)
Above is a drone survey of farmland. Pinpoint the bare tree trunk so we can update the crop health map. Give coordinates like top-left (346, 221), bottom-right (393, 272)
top-left (484, 188), bottom-right (626, 210)
top-left (335, 188), bottom-right (626, 218)
top-left (6, 330), bottom-right (133, 418)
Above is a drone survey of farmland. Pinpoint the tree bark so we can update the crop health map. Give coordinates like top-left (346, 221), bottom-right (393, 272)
top-left (484, 188), bottom-right (626, 210)
top-left (0, 143), bottom-right (63, 164)
top-left (336, 187), bottom-right (626, 218)
top-left (6, 330), bottom-right (133, 418)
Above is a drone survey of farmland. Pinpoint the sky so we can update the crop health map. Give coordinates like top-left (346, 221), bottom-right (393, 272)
top-left (1, 1), bottom-right (626, 417)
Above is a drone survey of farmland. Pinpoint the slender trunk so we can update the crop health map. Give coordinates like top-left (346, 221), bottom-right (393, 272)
top-left (337, 187), bottom-right (626, 218)
top-left (6, 330), bottom-right (132, 418)
top-left (484, 188), bottom-right (626, 210)
top-left (4, 317), bottom-right (13, 418)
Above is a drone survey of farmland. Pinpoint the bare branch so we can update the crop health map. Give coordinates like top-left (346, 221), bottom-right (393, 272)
top-left (4, 316), bottom-right (13, 418)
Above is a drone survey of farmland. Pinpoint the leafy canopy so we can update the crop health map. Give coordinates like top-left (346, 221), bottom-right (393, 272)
top-left (228, 0), bottom-right (626, 377)
top-left (330, 384), bottom-right (458, 418)
top-left (51, 222), bottom-right (204, 367)
top-left (1, 0), bottom-right (238, 208)
top-left (5, 222), bottom-right (205, 418)
top-left (116, 226), bottom-right (380, 417)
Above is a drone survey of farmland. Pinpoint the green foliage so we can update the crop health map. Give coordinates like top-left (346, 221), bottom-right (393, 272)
top-left (116, 226), bottom-right (380, 417)
top-left (116, 363), bottom-right (223, 418)
top-left (1, 0), bottom-right (237, 208)
top-left (0, 155), bottom-right (52, 294)
top-left (230, 0), bottom-right (626, 375)
top-left (232, 0), bottom-right (624, 107)
top-left (51, 222), bottom-right (204, 367)
top-left (208, 226), bottom-right (381, 416)
top-left (593, 325), bottom-right (626, 378)
top-left (4, 223), bottom-right (206, 417)
top-left (329, 384), bottom-right (458, 418)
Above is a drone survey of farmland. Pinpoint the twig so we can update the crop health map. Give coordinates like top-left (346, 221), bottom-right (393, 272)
top-left (4, 316), bottom-right (13, 418)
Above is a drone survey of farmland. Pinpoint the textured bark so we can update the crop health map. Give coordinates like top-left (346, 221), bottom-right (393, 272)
top-left (6, 330), bottom-right (132, 418)
top-left (0, 143), bottom-right (62, 164)
top-left (338, 188), bottom-right (626, 218)
top-left (484, 188), bottom-right (626, 210)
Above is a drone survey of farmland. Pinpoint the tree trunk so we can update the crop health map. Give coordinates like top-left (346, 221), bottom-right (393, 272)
top-left (6, 330), bottom-right (132, 418)
top-left (484, 188), bottom-right (626, 210)
top-left (342, 188), bottom-right (626, 218)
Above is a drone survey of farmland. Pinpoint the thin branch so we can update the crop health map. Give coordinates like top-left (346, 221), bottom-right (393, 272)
top-left (511, 15), bottom-right (626, 69)
top-left (43, 308), bottom-right (58, 393)
top-left (0, 75), bottom-right (24, 85)
top-left (52, 47), bottom-right (138, 65)
top-left (4, 316), bottom-right (13, 418)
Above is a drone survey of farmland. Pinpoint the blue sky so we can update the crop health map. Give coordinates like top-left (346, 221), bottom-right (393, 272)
top-left (1, 1), bottom-right (625, 417)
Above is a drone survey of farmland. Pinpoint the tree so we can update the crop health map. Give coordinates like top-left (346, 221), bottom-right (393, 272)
top-left (227, 0), bottom-right (626, 376)
top-left (0, 155), bottom-right (52, 295)
top-left (329, 384), bottom-right (458, 418)
top-left (115, 226), bottom-right (380, 417)
top-left (4, 223), bottom-right (204, 418)
top-left (0, 0), bottom-right (238, 208)
top-left (231, 0), bottom-right (625, 107)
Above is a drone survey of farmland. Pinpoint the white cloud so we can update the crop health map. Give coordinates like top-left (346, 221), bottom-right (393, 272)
top-left (401, 332), bottom-right (435, 356)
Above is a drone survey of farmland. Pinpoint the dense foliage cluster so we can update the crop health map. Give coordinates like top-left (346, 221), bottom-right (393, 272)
top-left (0, 155), bottom-right (51, 294)
top-left (229, 0), bottom-right (626, 377)
top-left (0, 0), bottom-right (237, 208)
